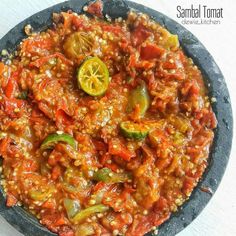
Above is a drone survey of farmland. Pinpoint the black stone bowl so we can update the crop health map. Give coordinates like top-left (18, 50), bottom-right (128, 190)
top-left (0, 0), bottom-right (233, 235)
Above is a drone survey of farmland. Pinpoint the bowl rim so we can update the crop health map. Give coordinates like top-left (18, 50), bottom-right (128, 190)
top-left (0, 0), bottom-right (233, 236)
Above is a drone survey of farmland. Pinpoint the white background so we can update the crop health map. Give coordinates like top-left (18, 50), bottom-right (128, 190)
top-left (0, 0), bottom-right (235, 236)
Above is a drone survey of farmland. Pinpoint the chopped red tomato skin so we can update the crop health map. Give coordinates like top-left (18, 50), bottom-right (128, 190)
top-left (71, 17), bottom-right (84, 29)
top-left (42, 199), bottom-right (56, 209)
top-left (22, 37), bottom-right (53, 55)
top-left (162, 61), bottom-right (177, 70)
top-left (131, 24), bottom-right (151, 46)
top-left (181, 80), bottom-right (200, 97)
top-left (1, 98), bottom-right (24, 118)
top-left (140, 44), bottom-right (165, 60)
top-left (4, 78), bottom-right (16, 98)
top-left (108, 139), bottom-right (135, 161)
top-left (0, 62), bottom-right (4, 75)
top-left (0, 138), bottom-right (11, 157)
top-left (154, 196), bottom-right (169, 212)
top-left (51, 165), bottom-right (62, 180)
top-left (129, 53), bottom-right (155, 70)
top-left (55, 109), bottom-right (73, 129)
top-left (40, 214), bottom-right (70, 234)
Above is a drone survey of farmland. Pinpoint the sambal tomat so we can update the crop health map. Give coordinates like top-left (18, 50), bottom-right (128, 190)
top-left (0, 5), bottom-right (217, 236)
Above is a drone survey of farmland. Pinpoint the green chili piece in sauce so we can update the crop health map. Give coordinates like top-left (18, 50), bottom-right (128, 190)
top-left (127, 82), bottom-right (150, 117)
top-left (63, 198), bottom-right (81, 219)
top-left (93, 167), bottom-right (132, 183)
top-left (40, 133), bottom-right (77, 150)
top-left (72, 204), bottom-right (109, 224)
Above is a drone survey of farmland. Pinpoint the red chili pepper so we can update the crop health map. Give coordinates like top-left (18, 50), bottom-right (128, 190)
top-left (5, 78), bottom-right (16, 98)
top-left (181, 80), bottom-right (200, 97)
top-left (51, 165), bottom-right (62, 181)
top-left (128, 54), bottom-right (137, 67)
top-left (108, 138), bottom-right (135, 161)
top-left (38, 102), bottom-right (53, 119)
top-left (131, 24), bottom-right (151, 46)
top-left (22, 37), bottom-right (53, 54)
top-left (1, 98), bottom-right (24, 118)
top-left (162, 60), bottom-right (177, 70)
top-left (140, 43), bottom-right (165, 60)
top-left (129, 53), bottom-right (155, 70)
top-left (0, 137), bottom-right (12, 157)
top-left (92, 181), bottom-right (106, 192)
top-left (0, 62), bottom-right (4, 75)
top-left (72, 16), bottom-right (84, 29)
top-left (55, 109), bottom-right (73, 128)
top-left (42, 199), bottom-right (56, 209)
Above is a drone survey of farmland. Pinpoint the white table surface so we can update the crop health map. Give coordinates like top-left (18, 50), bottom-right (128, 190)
top-left (0, 0), bottom-right (236, 236)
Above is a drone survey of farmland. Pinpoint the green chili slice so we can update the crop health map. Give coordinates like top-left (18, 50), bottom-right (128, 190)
top-left (72, 204), bottom-right (109, 224)
top-left (127, 82), bottom-right (150, 117)
top-left (40, 133), bottom-right (77, 150)
top-left (93, 167), bottom-right (132, 183)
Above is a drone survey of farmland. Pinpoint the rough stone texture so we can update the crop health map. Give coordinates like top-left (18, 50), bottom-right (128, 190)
top-left (0, 0), bottom-right (233, 236)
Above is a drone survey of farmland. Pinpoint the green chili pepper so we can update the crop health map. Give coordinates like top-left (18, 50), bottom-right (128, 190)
top-left (93, 168), bottom-right (132, 183)
top-left (127, 82), bottom-right (150, 117)
top-left (72, 204), bottom-right (109, 223)
top-left (40, 133), bottom-right (77, 150)
top-left (63, 198), bottom-right (81, 219)
top-left (29, 188), bottom-right (53, 201)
